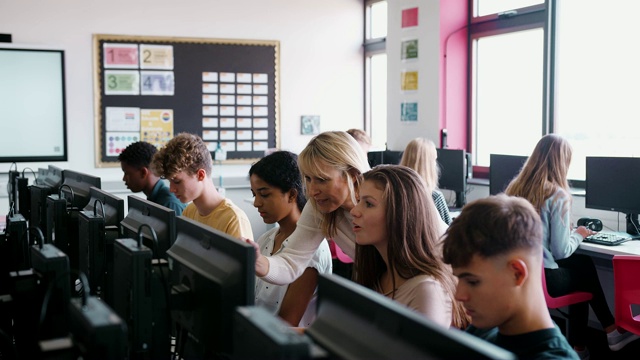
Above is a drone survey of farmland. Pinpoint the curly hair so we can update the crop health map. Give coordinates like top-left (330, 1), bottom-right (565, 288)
top-left (118, 141), bottom-right (157, 169)
top-left (249, 151), bottom-right (306, 212)
top-left (151, 133), bottom-right (213, 178)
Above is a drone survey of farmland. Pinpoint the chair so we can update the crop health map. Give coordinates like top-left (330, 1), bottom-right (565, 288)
top-left (612, 255), bottom-right (640, 334)
top-left (328, 240), bottom-right (353, 264)
top-left (542, 266), bottom-right (593, 309)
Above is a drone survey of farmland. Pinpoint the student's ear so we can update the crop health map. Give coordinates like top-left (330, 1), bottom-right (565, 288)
top-left (196, 168), bottom-right (207, 181)
top-left (288, 189), bottom-right (297, 203)
top-left (139, 166), bottom-right (150, 179)
top-left (508, 258), bottom-right (529, 287)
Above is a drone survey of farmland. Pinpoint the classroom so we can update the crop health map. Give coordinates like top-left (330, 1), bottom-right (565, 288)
top-left (2, 0), bottom-right (640, 358)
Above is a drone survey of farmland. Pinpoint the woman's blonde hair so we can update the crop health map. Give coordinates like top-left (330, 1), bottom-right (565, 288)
top-left (505, 134), bottom-right (573, 214)
top-left (298, 131), bottom-right (371, 238)
top-left (400, 137), bottom-right (440, 193)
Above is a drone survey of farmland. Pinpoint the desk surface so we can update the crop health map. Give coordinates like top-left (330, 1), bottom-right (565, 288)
top-left (578, 240), bottom-right (640, 259)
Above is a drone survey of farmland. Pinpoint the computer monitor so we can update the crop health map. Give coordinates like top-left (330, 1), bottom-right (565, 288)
top-left (436, 148), bottom-right (468, 208)
top-left (489, 154), bottom-right (528, 195)
top-left (121, 195), bottom-right (176, 259)
top-left (83, 187), bottom-right (125, 229)
top-left (167, 216), bottom-right (255, 356)
top-left (306, 274), bottom-right (516, 360)
top-left (43, 165), bottom-right (63, 191)
top-left (367, 150), bottom-right (403, 168)
top-left (586, 156), bottom-right (640, 234)
top-left (60, 169), bottom-right (101, 209)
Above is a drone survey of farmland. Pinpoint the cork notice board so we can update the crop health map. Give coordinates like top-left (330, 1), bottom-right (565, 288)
top-left (93, 34), bottom-right (280, 167)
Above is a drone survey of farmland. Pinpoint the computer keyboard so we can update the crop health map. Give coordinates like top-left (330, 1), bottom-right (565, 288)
top-left (584, 231), bottom-right (634, 246)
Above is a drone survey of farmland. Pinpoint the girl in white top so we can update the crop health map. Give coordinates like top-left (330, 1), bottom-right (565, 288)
top-left (350, 165), bottom-right (468, 328)
top-left (249, 151), bottom-right (332, 326)
top-left (252, 131), bottom-right (448, 286)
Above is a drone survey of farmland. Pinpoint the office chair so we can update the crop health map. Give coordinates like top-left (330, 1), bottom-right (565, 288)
top-left (542, 266), bottom-right (593, 309)
top-left (328, 240), bottom-right (353, 264)
top-left (612, 255), bottom-right (640, 335)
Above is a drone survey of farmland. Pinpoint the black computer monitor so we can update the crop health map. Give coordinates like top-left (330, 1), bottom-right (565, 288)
top-left (83, 187), bottom-right (125, 229)
top-left (168, 216), bottom-right (255, 356)
top-left (121, 195), bottom-right (176, 259)
top-left (43, 165), bottom-right (63, 190)
top-left (586, 156), bottom-right (640, 234)
top-left (306, 274), bottom-right (516, 359)
top-left (60, 169), bottom-right (101, 209)
top-left (489, 154), bottom-right (528, 195)
top-left (436, 148), bottom-right (466, 192)
top-left (367, 150), bottom-right (403, 168)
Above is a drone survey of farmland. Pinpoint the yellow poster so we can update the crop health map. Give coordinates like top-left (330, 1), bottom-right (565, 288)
top-left (140, 109), bottom-right (174, 148)
top-left (401, 71), bottom-right (418, 91)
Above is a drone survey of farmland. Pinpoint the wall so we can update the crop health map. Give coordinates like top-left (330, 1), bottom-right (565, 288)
top-left (0, 0), bottom-right (364, 216)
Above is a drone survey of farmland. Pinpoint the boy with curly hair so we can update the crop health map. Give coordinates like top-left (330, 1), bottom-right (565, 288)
top-left (119, 141), bottom-right (186, 215)
top-left (151, 133), bottom-right (253, 239)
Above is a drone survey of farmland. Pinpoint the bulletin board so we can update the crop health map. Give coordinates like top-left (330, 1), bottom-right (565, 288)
top-left (92, 34), bottom-right (280, 167)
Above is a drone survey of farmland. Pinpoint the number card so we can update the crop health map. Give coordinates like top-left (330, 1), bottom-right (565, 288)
top-left (103, 43), bottom-right (139, 69)
top-left (140, 71), bottom-right (175, 96)
top-left (104, 70), bottom-right (140, 95)
top-left (140, 44), bottom-right (174, 70)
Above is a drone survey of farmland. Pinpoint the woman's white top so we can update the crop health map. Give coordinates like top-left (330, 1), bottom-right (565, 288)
top-left (254, 226), bottom-right (332, 326)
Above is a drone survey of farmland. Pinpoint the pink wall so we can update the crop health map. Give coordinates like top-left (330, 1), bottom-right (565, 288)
top-left (439, 0), bottom-right (468, 151)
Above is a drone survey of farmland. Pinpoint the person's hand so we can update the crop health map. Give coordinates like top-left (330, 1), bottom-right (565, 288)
top-left (575, 225), bottom-right (595, 239)
top-left (242, 237), bottom-right (270, 277)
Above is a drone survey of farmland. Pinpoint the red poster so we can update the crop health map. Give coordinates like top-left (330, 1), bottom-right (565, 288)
top-left (402, 7), bottom-right (419, 28)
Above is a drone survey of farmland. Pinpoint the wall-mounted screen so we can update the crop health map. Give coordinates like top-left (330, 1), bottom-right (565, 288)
top-left (0, 45), bottom-right (67, 162)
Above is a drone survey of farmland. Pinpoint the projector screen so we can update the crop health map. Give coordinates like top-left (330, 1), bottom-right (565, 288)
top-left (0, 45), bottom-right (67, 162)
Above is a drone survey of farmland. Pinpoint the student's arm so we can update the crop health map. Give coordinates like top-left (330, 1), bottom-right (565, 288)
top-left (261, 203), bottom-right (337, 285)
top-left (547, 192), bottom-right (581, 260)
top-left (277, 267), bottom-right (319, 326)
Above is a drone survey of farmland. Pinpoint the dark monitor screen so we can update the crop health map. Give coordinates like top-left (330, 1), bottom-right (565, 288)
top-left (586, 157), bottom-right (640, 215)
top-left (167, 216), bottom-right (255, 356)
top-left (83, 187), bottom-right (125, 228)
top-left (436, 148), bottom-right (466, 192)
top-left (306, 274), bottom-right (516, 360)
top-left (368, 150), bottom-right (403, 168)
top-left (121, 195), bottom-right (176, 259)
top-left (489, 154), bottom-right (528, 195)
top-left (60, 169), bottom-right (101, 209)
top-left (44, 165), bottom-right (63, 190)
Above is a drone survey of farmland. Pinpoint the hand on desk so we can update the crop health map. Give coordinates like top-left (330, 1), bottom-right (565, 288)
top-left (575, 225), bottom-right (595, 239)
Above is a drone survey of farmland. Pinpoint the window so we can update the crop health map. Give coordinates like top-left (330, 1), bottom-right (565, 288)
top-left (555, 0), bottom-right (640, 181)
top-left (470, 3), bottom-right (546, 168)
top-left (365, 0), bottom-right (387, 150)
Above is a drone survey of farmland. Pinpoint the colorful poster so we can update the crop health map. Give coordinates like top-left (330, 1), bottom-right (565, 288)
top-left (401, 39), bottom-right (418, 60)
top-left (104, 70), bottom-right (140, 95)
top-left (402, 7), bottom-right (419, 28)
top-left (106, 132), bottom-right (139, 157)
top-left (401, 71), bottom-right (418, 91)
top-left (105, 107), bottom-right (140, 132)
top-left (401, 102), bottom-right (418, 122)
top-left (140, 71), bottom-right (175, 96)
top-left (103, 43), bottom-right (139, 69)
top-left (140, 109), bottom-right (174, 147)
top-left (139, 44), bottom-right (174, 70)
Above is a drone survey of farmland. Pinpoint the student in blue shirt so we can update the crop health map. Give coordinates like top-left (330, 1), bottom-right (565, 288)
top-left (118, 141), bottom-right (186, 215)
top-left (505, 134), bottom-right (639, 358)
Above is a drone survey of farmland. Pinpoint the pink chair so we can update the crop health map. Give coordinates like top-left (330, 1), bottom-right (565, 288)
top-left (328, 240), bottom-right (353, 264)
top-left (542, 266), bottom-right (593, 309)
top-left (612, 255), bottom-right (640, 334)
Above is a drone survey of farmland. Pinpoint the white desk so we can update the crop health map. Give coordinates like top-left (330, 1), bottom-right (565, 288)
top-left (577, 240), bottom-right (640, 260)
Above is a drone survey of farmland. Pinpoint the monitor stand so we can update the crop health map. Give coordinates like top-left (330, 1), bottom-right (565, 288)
top-left (626, 213), bottom-right (639, 235)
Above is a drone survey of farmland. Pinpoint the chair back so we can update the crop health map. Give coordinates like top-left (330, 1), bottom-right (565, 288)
top-left (542, 265), bottom-right (593, 309)
top-left (613, 255), bottom-right (640, 334)
top-left (328, 240), bottom-right (353, 264)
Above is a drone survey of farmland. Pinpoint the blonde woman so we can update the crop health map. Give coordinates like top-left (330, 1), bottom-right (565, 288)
top-left (400, 137), bottom-right (452, 225)
top-left (252, 131), bottom-right (448, 285)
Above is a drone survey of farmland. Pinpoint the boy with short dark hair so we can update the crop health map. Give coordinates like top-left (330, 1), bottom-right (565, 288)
top-left (118, 141), bottom-right (186, 215)
top-left (151, 133), bottom-right (253, 239)
top-left (442, 195), bottom-right (578, 360)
